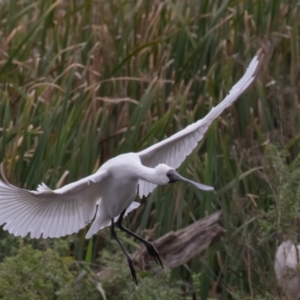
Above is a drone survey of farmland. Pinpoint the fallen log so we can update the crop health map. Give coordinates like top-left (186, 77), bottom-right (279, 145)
top-left (97, 211), bottom-right (225, 280)
top-left (132, 210), bottom-right (225, 270)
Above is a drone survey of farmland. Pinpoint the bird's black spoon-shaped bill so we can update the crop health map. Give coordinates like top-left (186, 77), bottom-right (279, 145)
top-left (167, 170), bottom-right (214, 191)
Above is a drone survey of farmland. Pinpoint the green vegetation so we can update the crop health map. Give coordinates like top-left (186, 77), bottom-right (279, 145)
top-left (0, 0), bottom-right (299, 298)
top-left (0, 241), bottom-right (183, 300)
top-left (98, 247), bottom-right (183, 300)
top-left (0, 242), bottom-right (100, 300)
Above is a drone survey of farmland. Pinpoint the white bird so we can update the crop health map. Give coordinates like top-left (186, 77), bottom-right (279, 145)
top-left (0, 50), bottom-right (263, 283)
top-left (274, 240), bottom-right (300, 300)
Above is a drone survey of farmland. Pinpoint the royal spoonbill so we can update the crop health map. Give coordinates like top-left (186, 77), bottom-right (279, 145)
top-left (0, 50), bottom-right (263, 284)
top-left (275, 240), bottom-right (300, 299)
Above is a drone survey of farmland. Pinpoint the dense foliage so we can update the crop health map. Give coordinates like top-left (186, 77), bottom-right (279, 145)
top-left (0, 0), bottom-right (299, 298)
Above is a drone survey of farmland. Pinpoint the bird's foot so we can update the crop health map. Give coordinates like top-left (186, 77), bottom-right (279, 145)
top-left (145, 242), bottom-right (164, 268)
top-left (127, 257), bottom-right (138, 285)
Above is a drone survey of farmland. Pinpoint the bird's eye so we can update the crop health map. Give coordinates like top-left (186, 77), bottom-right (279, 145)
top-left (166, 171), bottom-right (176, 183)
top-left (166, 171), bottom-right (172, 179)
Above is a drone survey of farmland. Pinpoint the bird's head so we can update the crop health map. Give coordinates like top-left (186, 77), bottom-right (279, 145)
top-left (154, 164), bottom-right (214, 191)
top-left (154, 164), bottom-right (174, 184)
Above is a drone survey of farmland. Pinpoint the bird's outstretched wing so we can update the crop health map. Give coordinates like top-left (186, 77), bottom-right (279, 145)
top-left (138, 49), bottom-right (263, 197)
top-left (0, 164), bottom-right (108, 238)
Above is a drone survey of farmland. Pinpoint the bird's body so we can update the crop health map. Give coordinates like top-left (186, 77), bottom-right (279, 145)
top-left (85, 153), bottom-right (142, 237)
top-left (0, 50), bottom-right (263, 283)
top-left (97, 153), bottom-right (141, 219)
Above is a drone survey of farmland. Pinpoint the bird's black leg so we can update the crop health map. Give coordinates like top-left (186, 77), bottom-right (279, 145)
top-left (116, 209), bottom-right (164, 268)
top-left (110, 218), bottom-right (138, 284)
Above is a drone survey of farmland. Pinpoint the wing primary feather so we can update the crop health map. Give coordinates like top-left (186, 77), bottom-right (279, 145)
top-left (138, 50), bottom-right (263, 197)
top-left (67, 197), bottom-right (75, 234)
top-left (79, 199), bottom-right (87, 225)
top-left (34, 197), bottom-right (56, 238)
top-left (56, 197), bottom-right (67, 237)
top-left (17, 203), bottom-right (36, 238)
top-left (5, 202), bottom-right (35, 235)
top-left (28, 197), bottom-right (55, 238)
top-left (73, 198), bottom-right (81, 231)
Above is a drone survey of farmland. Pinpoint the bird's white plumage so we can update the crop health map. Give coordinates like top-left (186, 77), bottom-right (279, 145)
top-left (0, 169), bottom-right (108, 238)
top-left (138, 51), bottom-right (262, 197)
top-left (0, 50), bottom-right (263, 239)
top-left (274, 240), bottom-right (300, 299)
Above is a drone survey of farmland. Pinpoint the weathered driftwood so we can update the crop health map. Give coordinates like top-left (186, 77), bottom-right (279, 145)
top-left (132, 210), bottom-right (225, 270)
top-left (97, 211), bottom-right (224, 280)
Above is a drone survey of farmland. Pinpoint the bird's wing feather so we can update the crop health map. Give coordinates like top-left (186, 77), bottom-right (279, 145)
top-left (0, 165), bottom-right (108, 238)
top-left (138, 50), bottom-right (263, 197)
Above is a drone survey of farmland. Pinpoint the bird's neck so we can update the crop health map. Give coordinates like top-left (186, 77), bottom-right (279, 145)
top-left (135, 166), bottom-right (163, 185)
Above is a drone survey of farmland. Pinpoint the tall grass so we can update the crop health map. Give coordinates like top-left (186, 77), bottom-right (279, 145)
top-left (0, 0), bottom-right (299, 298)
